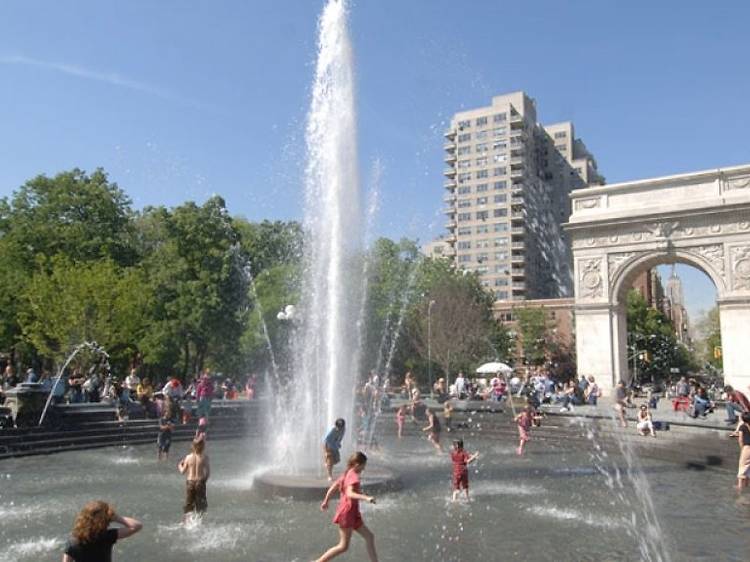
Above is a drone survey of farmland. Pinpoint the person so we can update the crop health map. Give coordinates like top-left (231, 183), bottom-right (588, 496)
top-left (178, 438), bottom-right (211, 520)
top-left (195, 416), bottom-right (208, 441)
top-left (402, 371), bottom-right (415, 399)
top-left (691, 386), bottom-right (714, 418)
top-left (136, 377), bottom-right (154, 416)
top-left (559, 380), bottom-right (577, 412)
top-left (68, 369), bottom-right (85, 404)
top-left (316, 451), bottom-right (378, 562)
top-left (729, 412), bottom-right (750, 492)
top-left (614, 380), bottom-right (628, 427)
top-left (323, 418), bottom-right (346, 481)
top-left (443, 399), bottom-right (454, 432)
top-left (636, 404), bottom-right (656, 437)
top-left (422, 409), bottom-right (443, 452)
top-left (157, 416), bottom-right (174, 461)
top-left (83, 371), bottom-right (101, 403)
top-left (62, 500), bottom-right (142, 562)
top-left (195, 373), bottom-right (214, 419)
top-left (25, 368), bottom-right (38, 384)
top-left (584, 376), bottom-right (599, 406)
top-left (395, 405), bottom-right (406, 439)
top-left (454, 372), bottom-right (466, 400)
top-left (724, 385), bottom-right (750, 425)
top-left (515, 407), bottom-right (533, 455)
top-left (450, 439), bottom-right (479, 501)
top-left (124, 369), bottom-right (140, 402)
top-left (676, 376), bottom-right (690, 397)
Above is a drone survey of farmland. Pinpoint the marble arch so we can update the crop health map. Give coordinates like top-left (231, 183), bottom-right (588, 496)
top-left (565, 164), bottom-right (750, 391)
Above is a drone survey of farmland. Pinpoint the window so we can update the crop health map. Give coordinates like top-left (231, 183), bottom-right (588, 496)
top-left (458, 119), bottom-right (471, 129)
top-left (475, 130), bottom-right (488, 140)
top-left (476, 183), bottom-right (488, 193)
top-left (555, 144), bottom-right (567, 151)
top-left (477, 266), bottom-right (489, 275)
top-left (475, 116), bottom-right (488, 127)
top-left (458, 185), bottom-right (471, 194)
top-left (493, 113), bottom-right (507, 123)
top-left (494, 278), bottom-right (509, 287)
top-left (493, 143), bottom-right (507, 153)
top-left (458, 172), bottom-right (471, 182)
top-left (476, 196), bottom-right (488, 206)
top-left (494, 222), bottom-right (509, 232)
top-left (457, 146), bottom-right (471, 155)
top-left (476, 224), bottom-right (489, 234)
top-left (476, 239), bottom-right (491, 249)
top-left (494, 290), bottom-right (509, 299)
top-left (458, 133), bottom-right (471, 143)
top-left (493, 167), bottom-right (506, 176)
top-left (493, 154), bottom-right (507, 163)
top-left (494, 264), bottom-right (507, 273)
top-left (476, 210), bottom-right (489, 221)
top-left (458, 199), bottom-right (472, 208)
top-left (494, 236), bottom-right (508, 246)
top-left (494, 181), bottom-right (507, 190)
top-left (475, 143), bottom-right (488, 153)
top-left (494, 252), bottom-right (508, 261)
top-left (457, 212), bottom-right (471, 221)
top-left (458, 254), bottom-right (472, 263)
top-left (457, 241), bottom-right (471, 250)
top-left (458, 226), bottom-right (471, 235)
top-left (458, 159), bottom-right (471, 169)
top-left (554, 131), bottom-right (567, 139)
top-left (476, 170), bottom-right (489, 179)
top-left (493, 127), bottom-right (507, 138)
top-left (476, 253), bottom-right (489, 263)
top-left (475, 157), bottom-right (488, 167)
top-left (494, 194), bottom-right (507, 204)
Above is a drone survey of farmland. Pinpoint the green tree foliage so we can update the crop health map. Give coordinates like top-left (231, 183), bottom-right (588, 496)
top-left (234, 219), bottom-right (303, 275)
top-left (515, 307), bottom-right (547, 366)
top-left (695, 306), bottom-right (722, 370)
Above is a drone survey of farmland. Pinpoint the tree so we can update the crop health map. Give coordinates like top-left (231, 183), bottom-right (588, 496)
top-left (695, 306), bottom-right (722, 371)
top-left (515, 307), bottom-right (547, 366)
top-left (234, 219), bottom-right (303, 275)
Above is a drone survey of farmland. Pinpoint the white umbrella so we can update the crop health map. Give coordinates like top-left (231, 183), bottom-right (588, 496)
top-left (476, 362), bottom-right (513, 374)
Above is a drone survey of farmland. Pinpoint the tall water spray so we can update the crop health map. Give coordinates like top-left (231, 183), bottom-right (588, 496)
top-left (274, 0), bottom-right (363, 472)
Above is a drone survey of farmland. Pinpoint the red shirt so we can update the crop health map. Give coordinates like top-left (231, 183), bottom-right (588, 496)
top-left (451, 450), bottom-right (470, 476)
top-left (730, 390), bottom-right (750, 411)
top-left (333, 469), bottom-right (362, 528)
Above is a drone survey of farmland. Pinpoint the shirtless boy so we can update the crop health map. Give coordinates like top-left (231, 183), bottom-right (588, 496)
top-left (178, 438), bottom-right (211, 521)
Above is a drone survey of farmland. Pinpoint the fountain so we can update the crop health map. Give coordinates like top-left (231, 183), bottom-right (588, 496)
top-left (254, 0), bottom-right (399, 498)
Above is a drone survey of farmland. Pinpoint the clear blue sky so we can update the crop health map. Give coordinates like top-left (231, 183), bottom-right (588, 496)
top-left (1, 0), bottom-right (747, 319)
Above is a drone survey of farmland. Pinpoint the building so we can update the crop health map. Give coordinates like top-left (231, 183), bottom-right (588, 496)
top-left (664, 266), bottom-right (691, 345)
top-left (442, 91), bottom-right (603, 301)
top-left (422, 235), bottom-right (451, 260)
top-left (631, 269), bottom-right (667, 314)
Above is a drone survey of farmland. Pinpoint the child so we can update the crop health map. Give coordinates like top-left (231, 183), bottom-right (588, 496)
top-left (195, 416), bottom-right (208, 442)
top-left (323, 418), bottom-right (346, 481)
top-left (157, 416), bottom-right (174, 461)
top-left (395, 405), bottom-right (406, 439)
top-left (316, 451), bottom-right (378, 562)
top-left (422, 410), bottom-right (443, 453)
top-left (450, 439), bottom-right (479, 501)
top-left (515, 407), bottom-right (533, 456)
top-left (178, 438), bottom-right (210, 521)
top-left (443, 400), bottom-right (454, 432)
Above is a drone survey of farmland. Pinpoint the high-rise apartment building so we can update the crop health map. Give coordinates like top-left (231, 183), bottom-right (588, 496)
top-left (442, 91), bottom-right (603, 300)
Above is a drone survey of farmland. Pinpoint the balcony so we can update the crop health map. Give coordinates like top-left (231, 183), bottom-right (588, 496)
top-left (510, 169), bottom-right (525, 180)
top-left (447, 232), bottom-right (457, 243)
top-left (510, 113), bottom-right (524, 124)
top-left (510, 157), bottom-right (524, 166)
top-left (444, 179), bottom-right (457, 189)
top-left (443, 192), bottom-right (456, 203)
top-left (444, 168), bottom-right (457, 177)
top-left (444, 142), bottom-right (456, 152)
top-left (511, 196), bottom-right (524, 206)
top-left (512, 282), bottom-right (526, 291)
top-left (510, 129), bottom-right (526, 140)
top-left (511, 268), bottom-right (525, 278)
top-left (442, 207), bottom-right (456, 215)
top-left (511, 242), bottom-right (525, 250)
top-left (511, 211), bottom-right (525, 221)
top-left (511, 255), bottom-right (525, 264)
top-left (444, 129), bottom-right (456, 140)
top-left (444, 153), bottom-right (457, 164)
top-left (444, 246), bottom-right (456, 256)
top-left (511, 227), bottom-right (525, 236)
top-left (510, 146), bottom-right (525, 157)
top-left (445, 219), bottom-right (457, 229)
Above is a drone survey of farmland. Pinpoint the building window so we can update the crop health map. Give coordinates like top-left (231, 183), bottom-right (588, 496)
top-left (457, 146), bottom-right (471, 155)
top-left (476, 196), bottom-right (488, 206)
top-left (494, 181), bottom-right (507, 190)
top-left (476, 170), bottom-right (489, 179)
top-left (475, 116), bottom-right (488, 127)
top-left (457, 241), bottom-right (471, 250)
top-left (493, 167), bottom-right (506, 176)
top-left (458, 254), bottom-right (472, 263)
top-left (476, 143), bottom-right (488, 153)
top-left (493, 113), bottom-right (507, 123)
top-left (458, 173), bottom-right (471, 182)
top-left (458, 133), bottom-right (471, 143)
top-left (554, 131), bottom-right (567, 139)
top-left (494, 278), bottom-right (509, 287)
top-left (457, 212), bottom-right (471, 221)
top-left (494, 236), bottom-right (509, 246)
top-left (458, 185), bottom-right (471, 194)
top-left (477, 253), bottom-right (489, 263)
top-left (458, 159), bottom-right (471, 169)
top-left (493, 154), bottom-right (507, 164)
top-left (476, 239), bottom-right (491, 249)
top-left (494, 194), bottom-right (507, 204)
top-left (476, 183), bottom-right (488, 193)
top-left (493, 127), bottom-right (507, 138)
top-left (458, 119), bottom-right (471, 129)
top-left (476, 210), bottom-right (489, 221)
top-left (476, 157), bottom-right (488, 167)
top-left (458, 199), bottom-right (472, 208)
top-left (476, 225), bottom-right (489, 234)
top-left (555, 144), bottom-right (567, 151)
top-left (458, 226), bottom-right (471, 235)
top-left (494, 222), bottom-right (509, 232)
top-left (494, 290), bottom-right (509, 299)
top-left (493, 144), bottom-right (507, 154)
top-left (493, 208), bottom-right (507, 218)
top-left (494, 252), bottom-right (508, 261)
top-left (479, 270), bottom-right (489, 278)
top-left (476, 130), bottom-right (488, 140)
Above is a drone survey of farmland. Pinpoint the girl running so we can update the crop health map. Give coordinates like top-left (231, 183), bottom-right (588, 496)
top-left (515, 407), bottom-right (533, 456)
top-left (316, 451), bottom-right (378, 562)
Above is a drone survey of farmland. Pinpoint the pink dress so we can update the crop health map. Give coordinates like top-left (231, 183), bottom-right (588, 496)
top-left (332, 469), bottom-right (363, 530)
top-left (517, 413), bottom-right (531, 442)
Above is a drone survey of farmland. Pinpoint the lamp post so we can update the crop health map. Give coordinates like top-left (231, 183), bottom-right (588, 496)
top-left (428, 299), bottom-right (435, 398)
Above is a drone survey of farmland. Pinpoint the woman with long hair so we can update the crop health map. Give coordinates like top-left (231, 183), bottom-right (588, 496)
top-left (729, 412), bottom-right (750, 492)
top-left (62, 500), bottom-right (142, 561)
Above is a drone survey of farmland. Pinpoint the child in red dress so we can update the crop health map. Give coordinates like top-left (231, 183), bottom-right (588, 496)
top-left (316, 451), bottom-right (378, 562)
top-left (450, 439), bottom-right (479, 501)
top-left (515, 407), bottom-right (533, 456)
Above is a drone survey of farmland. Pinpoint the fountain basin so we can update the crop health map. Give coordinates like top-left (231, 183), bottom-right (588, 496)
top-left (254, 466), bottom-right (401, 500)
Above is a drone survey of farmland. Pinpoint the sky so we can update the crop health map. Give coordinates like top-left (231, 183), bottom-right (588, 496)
top-left (0, 0), bottom-right (748, 320)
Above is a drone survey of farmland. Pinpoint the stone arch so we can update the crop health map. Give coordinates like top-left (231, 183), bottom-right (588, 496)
top-left (609, 248), bottom-right (726, 307)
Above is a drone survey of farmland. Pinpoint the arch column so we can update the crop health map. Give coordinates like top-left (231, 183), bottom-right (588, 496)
top-left (718, 297), bottom-right (750, 392)
top-left (574, 302), bottom-right (627, 392)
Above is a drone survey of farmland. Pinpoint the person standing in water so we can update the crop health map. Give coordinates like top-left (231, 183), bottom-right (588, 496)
top-left (450, 439), bottom-right (479, 501)
top-left (315, 451), bottom-right (378, 562)
top-left (178, 438), bottom-right (210, 521)
top-left (63, 501), bottom-right (142, 562)
top-left (515, 407), bottom-right (533, 456)
top-left (422, 409), bottom-right (443, 453)
top-left (395, 405), bottom-right (406, 439)
top-left (729, 412), bottom-right (750, 492)
top-left (323, 418), bottom-right (346, 481)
